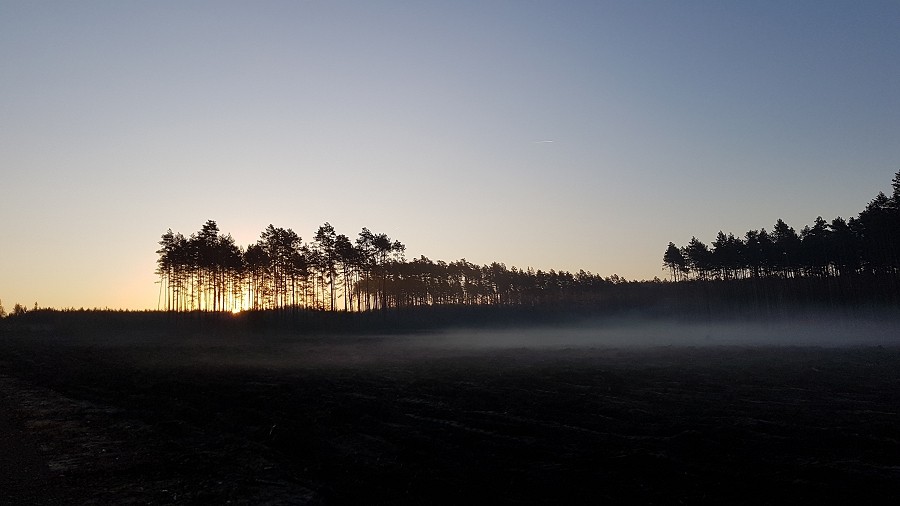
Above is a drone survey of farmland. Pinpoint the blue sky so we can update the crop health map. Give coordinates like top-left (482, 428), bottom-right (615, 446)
top-left (2, 1), bottom-right (899, 309)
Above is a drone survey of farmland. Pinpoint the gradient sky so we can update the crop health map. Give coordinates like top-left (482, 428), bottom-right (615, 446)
top-left (2, 1), bottom-right (899, 310)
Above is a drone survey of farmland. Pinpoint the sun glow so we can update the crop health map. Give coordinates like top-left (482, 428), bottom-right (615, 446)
top-left (231, 308), bottom-right (242, 315)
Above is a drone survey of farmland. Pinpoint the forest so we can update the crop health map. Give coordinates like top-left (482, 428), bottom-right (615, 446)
top-left (148, 171), bottom-right (900, 316)
top-left (153, 221), bottom-right (622, 313)
top-left (663, 170), bottom-right (900, 282)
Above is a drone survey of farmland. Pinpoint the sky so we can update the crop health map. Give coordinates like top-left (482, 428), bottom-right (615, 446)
top-left (2, 1), bottom-right (899, 310)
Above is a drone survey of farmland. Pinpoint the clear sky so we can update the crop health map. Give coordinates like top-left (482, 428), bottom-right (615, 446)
top-left (2, 1), bottom-right (899, 310)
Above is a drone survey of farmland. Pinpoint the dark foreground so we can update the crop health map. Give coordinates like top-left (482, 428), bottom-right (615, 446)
top-left (2, 328), bottom-right (900, 504)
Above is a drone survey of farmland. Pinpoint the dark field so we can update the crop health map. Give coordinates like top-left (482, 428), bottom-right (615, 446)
top-left (2, 321), bottom-right (900, 504)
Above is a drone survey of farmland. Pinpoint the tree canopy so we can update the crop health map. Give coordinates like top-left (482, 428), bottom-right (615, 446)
top-left (155, 222), bottom-right (623, 313)
top-left (150, 171), bottom-right (900, 314)
top-left (664, 170), bottom-right (900, 281)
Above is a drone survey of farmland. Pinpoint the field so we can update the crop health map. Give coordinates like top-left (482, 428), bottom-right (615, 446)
top-left (2, 319), bottom-right (900, 504)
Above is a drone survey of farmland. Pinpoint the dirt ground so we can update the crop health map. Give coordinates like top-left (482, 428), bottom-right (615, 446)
top-left (2, 329), bottom-right (900, 504)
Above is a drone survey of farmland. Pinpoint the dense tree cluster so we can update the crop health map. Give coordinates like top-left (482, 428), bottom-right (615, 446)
top-left (0, 299), bottom-right (35, 318)
top-left (157, 221), bottom-right (399, 312)
top-left (153, 171), bottom-right (898, 314)
top-left (156, 222), bottom-right (624, 312)
top-left (664, 171), bottom-right (900, 281)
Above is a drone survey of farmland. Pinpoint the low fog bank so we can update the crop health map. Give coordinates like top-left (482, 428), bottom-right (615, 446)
top-left (416, 312), bottom-right (900, 350)
top-left (3, 309), bottom-right (899, 372)
top-left (79, 314), bottom-right (900, 371)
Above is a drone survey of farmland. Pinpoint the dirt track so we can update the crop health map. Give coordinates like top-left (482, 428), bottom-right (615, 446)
top-left (2, 330), bottom-right (900, 504)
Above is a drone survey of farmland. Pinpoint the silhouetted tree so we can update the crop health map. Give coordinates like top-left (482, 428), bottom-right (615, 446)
top-left (683, 237), bottom-right (712, 280)
top-left (828, 217), bottom-right (860, 277)
top-left (742, 229), bottom-right (771, 278)
top-left (857, 192), bottom-right (899, 274)
top-left (355, 228), bottom-right (376, 311)
top-left (711, 232), bottom-right (743, 280)
top-left (771, 219), bottom-right (801, 278)
top-left (335, 233), bottom-right (358, 310)
top-left (313, 223), bottom-right (339, 311)
top-left (244, 243), bottom-right (270, 310)
top-left (799, 217), bottom-right (830, 277)
top-left (662, 242), bottom-right (686, 281)
top-left (259, 225), bottom-right (304, 309)
top-left (664, 169), bottom-right (900, 287)
top-left (196, 220), bottom-right (220, 311)
top-left (371, 232), bottom-right (405, 309)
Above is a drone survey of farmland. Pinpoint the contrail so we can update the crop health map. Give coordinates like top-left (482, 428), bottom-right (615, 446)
top-left (535, 140), bottom-right (554, 143)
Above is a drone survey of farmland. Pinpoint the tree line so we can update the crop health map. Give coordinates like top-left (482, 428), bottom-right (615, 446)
top-left (156, 222), bottom-right (628, 313)
top-left (153, 170), bottom-right (898, 314)
top-left (0, 300), bottom-right (39, 319)
top-left (663, 171), bottom-right (900, 282)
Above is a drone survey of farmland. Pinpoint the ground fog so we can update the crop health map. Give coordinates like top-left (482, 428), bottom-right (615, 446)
top-left (97, 313), bottom-right (900, 372)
